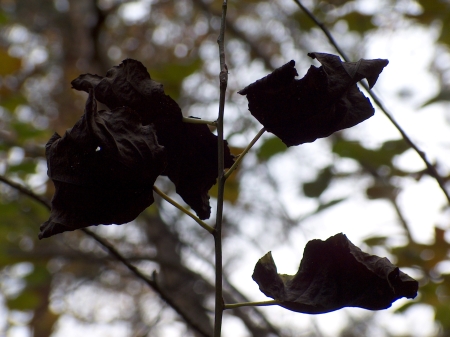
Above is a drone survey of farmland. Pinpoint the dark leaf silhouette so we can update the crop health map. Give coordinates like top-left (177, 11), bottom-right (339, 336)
top-left (72, 59), bottom-right (234, 219)
top-left (39, 91), bottom-right (166, 239)
top-left (252, 233), bottom-right (418, 314)
top-left (239, 53), bottom-right (389, 146)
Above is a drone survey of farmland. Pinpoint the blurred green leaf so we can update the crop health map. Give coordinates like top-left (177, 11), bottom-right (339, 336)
top-left (0, 11), bottom-right (9, 24)
top-left (257, 136), bottom-right (287, 161)
top-left (0, 48), bottom-right (21, 76)
top-left (0, 94), bottom-right (27, 112)
top-left (391, 228), bottom-right (449, 272)
top-left (7, 159), bottom-right (38, 175)
top-left (339, 11), bottom-right (375, 32)
top-left (422, 89), bottom-right (450, 107)
top-left (209, 168), bottom-right (240, 204)
top-left (210, 146), bottom-right (243, 204)
top-left (436, 302), bottom-right (450, 331)
top-left (148, 58), bottom-right (203, 99)
top-left (333, 138), bottom-right (409, 168)
top-left (11, 120), bottom-right (49, 145)
top-left (394, 300), bottom-right (416, 313)
top-left (316, 198), bottom-right (345, 213)
top-left (291, 11), bottom-right (317, 31)
top-left (409, 0), bottom-right (450, 45)
top-left (363, 236), bottom-right (387, 247)
top-left (7, 288), bottom-right (41, 310)
top-left (303, 166), bottom-right (333, 198)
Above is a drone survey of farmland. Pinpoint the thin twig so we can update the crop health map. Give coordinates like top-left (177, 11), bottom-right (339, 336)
top-left (224, 127), bottom-right (265, 180)
top-left (363, 164), bottom-right (415, 243)
top-left (182, 116), bottom-right (217, 127)
top-left (293, 0), bottom-right (348, 59)
top-left (187, 239), bottom-right (286, 337)
top-left (214, 1), bottom-right (228, 336)
top-left (192, 0), bottom-right (273, 70)
top-left (363, 88), bottom-right (450, 204)
top-left (390, 196), bottom-right (414, 243)
top-left (82, 230), bottom-right (210, 337)
top-left (0, 174), bottom-right (210, 337)
top-left (293, 0), bottom-right (450, 205)
top-left (224, 300), bottom-right (280, 310)
top-left (0, 175), bottom-right (51, 210)
top-left (153, 186), bottom-right (214, 234)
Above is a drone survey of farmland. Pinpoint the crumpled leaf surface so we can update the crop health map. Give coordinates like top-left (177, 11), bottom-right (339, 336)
top-left (252, 233), bottom-right (418, 314)
top-left (239, 53), bottom-right (389, 146)
top-left (39, 91), bottom-right (166, 239)
top-left (72, 59), bottom-right (234, 219)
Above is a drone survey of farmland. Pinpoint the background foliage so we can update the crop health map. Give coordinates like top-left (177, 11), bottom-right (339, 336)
top-left (0, 0), bottom-right (450, 336)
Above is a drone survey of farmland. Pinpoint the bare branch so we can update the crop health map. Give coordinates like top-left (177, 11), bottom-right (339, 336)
top-left (214, 1), bottom-right (229, 336)
top-left (0, 174), bottom-right (210, 337)
top-left (293, 0), bottom-right (450, 205)
top-left (0, 175), bottom-right (51, 210)
top-left (192, 0), bottom-right (273, 70)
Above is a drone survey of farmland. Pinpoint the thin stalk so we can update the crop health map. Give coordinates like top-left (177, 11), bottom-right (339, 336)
top-left (224, 127), bottom-right (265, 180)
top-left (224, 300), bottom-right (281, 310)
top-left (214, 1), bottom-right (228, 336)
top-left (82, 230), bottom-right (210, 337)
top-left (0, 175), bottom-right (51, 210)
top-left (292, 0), bottom-right (347, 59)
top-left (363, 87), bottom-right (450, 205)
top-left (153, 186), bottom-right (214, 234)
top-left (293, 0), bottom-right (450, 205)
top-left (182, 116), bottom-right (217, 126)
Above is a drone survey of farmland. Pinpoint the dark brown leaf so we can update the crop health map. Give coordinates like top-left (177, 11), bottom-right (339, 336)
top-left (252, 233), bottom-right (418, 314)
top-left (39, 90), bottom-right (166, 239)
top-left (71, 59), bottom-right (234, 219)
top-left (239, 53), bottom-right (389, 146)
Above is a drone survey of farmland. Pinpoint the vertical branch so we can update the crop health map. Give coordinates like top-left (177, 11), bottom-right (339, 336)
top-left (214, 1), bottom-right (228, 336)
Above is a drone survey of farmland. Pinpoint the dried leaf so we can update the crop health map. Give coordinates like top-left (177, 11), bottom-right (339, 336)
top-left (252, 233), bottom-right (418, 314)
top-left (39, 91), bottom-right (166, 239)
top-left (72, 59), bottom-right (234, 219)
top-left (239, 53), bottom-right (388, 146)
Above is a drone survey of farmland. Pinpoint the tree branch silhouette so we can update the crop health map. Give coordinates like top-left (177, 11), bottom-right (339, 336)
top-left (0, 174), bottom-right (210, 337)
top-left (293, 0), bottom-right (450, 205)
top-left (214, 1), bottom-right (229, 335)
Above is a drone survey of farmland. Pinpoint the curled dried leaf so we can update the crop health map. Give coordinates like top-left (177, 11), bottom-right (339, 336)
top-left (239, 53), bottom-right (389, 146)
top-left (39, 91), bottom-right (166, 239)
top-left (252, 233), bottom-right (418, 314)
top-left (72, 59), bottom-right (234, 219)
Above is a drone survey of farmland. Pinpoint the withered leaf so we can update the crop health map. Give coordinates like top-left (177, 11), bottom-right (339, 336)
top-left (39, 90), bottom-right (166, 239)
top-left (239, 53), bottom-right (389, 146)
top-left (252, 233), bottom-right (418, 314)
top-left (72, 59), bottom-right (234, 219)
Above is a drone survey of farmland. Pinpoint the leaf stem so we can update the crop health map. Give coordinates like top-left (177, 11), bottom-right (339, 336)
top-left (152, 186), bottom-right (214, 234)
top-left (182, 116), bottom-right (217, 126)
top-left (293, 0), bottom-right (450, 205)
top-left (224, 300), bottom-right (281, 310)
top-left (224, 127), bottom-right (266, 180)
top-left (214, 1), bottom-right (228, 336)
